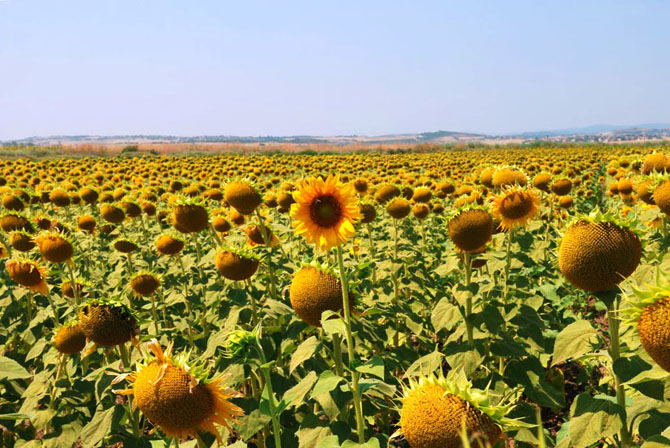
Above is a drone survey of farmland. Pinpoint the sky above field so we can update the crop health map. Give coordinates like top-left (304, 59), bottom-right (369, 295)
top-left (0, 1), bottom-right (669, 140)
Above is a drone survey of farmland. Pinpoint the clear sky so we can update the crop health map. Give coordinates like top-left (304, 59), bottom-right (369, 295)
top-left (1, 1), bottom-right (669, 140)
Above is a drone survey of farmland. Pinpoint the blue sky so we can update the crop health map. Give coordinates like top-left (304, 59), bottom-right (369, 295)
top-left (0, 1), bottom-right (668, 139)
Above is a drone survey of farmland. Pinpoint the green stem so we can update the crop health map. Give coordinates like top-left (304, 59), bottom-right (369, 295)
top-left (331, 334), bottom-right (350, 423)
top-left (366, 224), bottom-right (376, 283)
top-left (254, 210), bottom-right (279, 300)
top-left (246, 278), bottom-right (259, 326)
top-left (177, 255), bottom-right (196, 349)
top-left (606, 299), bottom-right (632, 448)
top-left (44, 289), bottom-right (59, 326)
top-left (26, 292), bottom-right (33, 323)
top-left (335, 246), bottom-right (366, 444)
top-left (149, 293), bottom-right (160, 334)
top-left (255, 343), bottom-right (282, 448)
top-left (464, 252), bottom-right (474, 345)
top-left (65, 261), bottom-right (80, 306)
top-left (119, 344), bottom-right (141, 437)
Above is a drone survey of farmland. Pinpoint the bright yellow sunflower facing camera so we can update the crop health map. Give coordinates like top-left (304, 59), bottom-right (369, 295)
top-left (290, 174), bottom-right (362, 251)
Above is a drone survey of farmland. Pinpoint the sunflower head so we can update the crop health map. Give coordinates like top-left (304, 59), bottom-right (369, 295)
top-left (54, 321), bottom-right (87, 355)
top-left (115, 339), bottom-right (244, 443)
top-left (623, 281), bottom-right (670, 373)
top-left (491, 187), bottom-right (540, 230)
top-left (155, 233), bottom-right (185, 256)
top-left (100, 204), bottom-right (126, 224)
top-left (130, 271), bottom-right (160, 296)
top-left (289, 263), bottom-right (348, 328)
top-left (359, 202), bottom-right (376, 224)
top-left (558, 209), bottom-right (642, 292)
top-left (290, 175), bottom-right (362, 251)
top-left (215, 246), bottom-right (260, 281)
top-left (398, 370), bottom-right (529, 448)
top-left (77, 215), bottom-right (97, 233)
top-left (0, 213), bottom-right (34, 233)
top-left (492, 166), bottom-right (527, 189)
top-left (34, 231), bottom-right (74, 264)
top-left (224, 179), bottom-right (263, 215)
top-left (9, 231), bottom-right (36, 252)
top-left (448, 206), bottom-right (494, 253)
top-left (212, 216), bottom-right (232, 233)
top-left (386, 197), bottom-right (411, 220)
top-left (172, 196), bottom-right (209, 233)
top-left (113, 238), bottom-right (138, 254)
top-left (6, 258), bottom-right (48, 294)
top-left (78, 298), bottom-right (138, 347)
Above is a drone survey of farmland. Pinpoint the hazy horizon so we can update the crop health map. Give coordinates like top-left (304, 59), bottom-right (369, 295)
top-left (1, 1), bottom-right (669, 140)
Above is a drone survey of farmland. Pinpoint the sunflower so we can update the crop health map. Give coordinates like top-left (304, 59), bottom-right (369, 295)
top-left (491, 187), bottom-right (540, 230)
top-left (398, 370), bottom-right (528, 448)
top-left (290, 175), bottom-right (362, 251)
top-left (6, 258), bottom-right (48, 294)
top-left (114, 339), bottom-right (243, 443)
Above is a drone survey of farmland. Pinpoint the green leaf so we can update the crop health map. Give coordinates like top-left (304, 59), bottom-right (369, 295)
top-left (290, 336), bottom-right (322, 374)
top-left (322, 317), bottom-right (346, 337)
top-left (356, 355), bottom-right (384, 380)
top-left (568, 394), bottom-right (624, 448)
top-left (614, 356), bottom-right (653, 383)
top-left (0, 413), bottom-right (32, 420)
top-left (316, 435), bottom-right (340, 448)
top-left (403, 351), bottom-right (444, 378)
top-left (310, 371), bottom-right (345, 399)
top-left (431, 298), bottom-right (460, 332)
top-left (0, 356), bottom-right (31, 380)
top-left (551, 320), bottom-right (598, 366)
top-left (80, 406), bottom-right (116, 448)
top-left (281, 371), bottom-right (318, 411)
top-left (297, 426), bottom-right (333, 448)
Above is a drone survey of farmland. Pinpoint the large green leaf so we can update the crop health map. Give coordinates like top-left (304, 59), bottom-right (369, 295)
top-left (290, 336), bottom-right (322, 374)
top-left (568, 394), bottom-right (624, 448)
top-left (551, 320), bottom-right (598, 366)
top-left (0, 356), bottom-right (31, 380)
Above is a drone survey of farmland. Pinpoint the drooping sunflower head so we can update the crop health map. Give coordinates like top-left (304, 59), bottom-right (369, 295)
top-left (623, 281), bottom-right (670, 373)
top-left (114, 339), bottom-right (244, 443)
top-left (0, 213), bottom-right (34, 233)
top-left (100, 203), bottom-right (126, 224)
top-left (9, 230), bottom-right (36, 252)
top-left (130, 271), bottom-right (160, 296)
top-left (61, 278), bottom-right (88, 299)
top-left (447, 205), bottom-right (494, 253)
top-left (491, 187), bottom-right (541, 230)
top-left (155, 233), bottom-right (185, 256)
top-left (54, 321), bottom-right (87, 355)
top-left (224, 179), bottom-right (263, 215)
top-left (532, 173), bottom-right (552, 192)
top-left (78, 298), bottom-right (138, 347)
top-left (290, 175), bottom-right (362, 251)
top-left (558, 209), bottom-right (642, 292)
top-left (386, 197), bottom-right (411, 220)
top-left (244, 223), bottom-right (279, 248)
top-left (34, 231), bottom-right (74, 264)
top-left (289, 262), bottom-right (348, 328)
top-left (6, 258), bottom-right (48, 294)
top-left (113, 238), bottom-right (138, 254)
top-left (77, 215), bottom-right (97, 234)
top-left (172, 196), bottom-right (209, 234)
top-left (398, 369), bottom-right (528, 448)
top-left (215, 246), bottom-right (260, 281)
top-left (491, 166), bottom-right (528, 189)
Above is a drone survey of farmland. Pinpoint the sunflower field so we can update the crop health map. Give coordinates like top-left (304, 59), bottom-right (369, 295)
top-left (2, 145), bottom-right (670, 448)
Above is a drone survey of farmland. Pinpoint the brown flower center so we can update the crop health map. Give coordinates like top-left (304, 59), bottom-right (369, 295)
top-left (310, 195), bottom-right (342, 228)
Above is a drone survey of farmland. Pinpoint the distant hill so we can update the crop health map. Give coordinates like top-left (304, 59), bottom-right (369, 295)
top-left (2, 124), bottom-right (669, 147)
